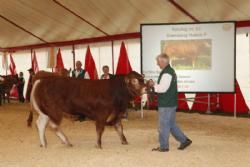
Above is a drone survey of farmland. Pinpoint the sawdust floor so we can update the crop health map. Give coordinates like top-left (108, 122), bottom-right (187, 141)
top-left (0, 102), bottom-right (250, 167)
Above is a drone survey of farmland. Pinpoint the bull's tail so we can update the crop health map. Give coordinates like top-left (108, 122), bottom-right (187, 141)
top-left (27, 110), bottom-right (33, 127)
top-left (27, 79), bottom-right (40, 127)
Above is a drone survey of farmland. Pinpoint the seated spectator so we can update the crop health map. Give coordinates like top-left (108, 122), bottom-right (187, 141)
top-left (100, 65), bottom-right (114, 79)
top-left (71, 60), bottom-right (89, 121)
top-left (72, 61), bottom-right (89, 79)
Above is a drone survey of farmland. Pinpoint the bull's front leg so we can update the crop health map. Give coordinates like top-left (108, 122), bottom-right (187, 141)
top-left (114, 120), bottom-right (128, 145)
top-left (95, 121), bottom-right (105, 149)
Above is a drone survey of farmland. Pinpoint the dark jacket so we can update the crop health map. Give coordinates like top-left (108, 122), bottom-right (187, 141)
top-left (100, 74), bottom-right (114, 79)
top-left (157, 65), bottom-right (178, 107)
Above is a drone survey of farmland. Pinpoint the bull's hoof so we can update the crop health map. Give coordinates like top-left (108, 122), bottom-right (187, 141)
top-left (95, 144), bottom-right (102, 149)
top-left (67, 143), bottom-right (73, 147)
top-left (40, 144), bottom-right (47, 148)
top-left (122, 141), bottom-right (128, 145)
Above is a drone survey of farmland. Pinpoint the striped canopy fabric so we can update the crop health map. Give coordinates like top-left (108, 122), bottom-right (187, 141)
top-left (0, 0), bottom-right (249, 48)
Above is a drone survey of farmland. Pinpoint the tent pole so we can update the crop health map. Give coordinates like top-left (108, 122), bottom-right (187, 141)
top-left (98, 46), bottom-right (101, 76)
top-left (206, 94), bottom-right (212, 114)
top-left (141, 98), bottom-right (144, 119)
top-left (5, 52), bottom-right (7, 75)
top-left (111, 41), bottom-right (114, 74)
top-left (234, 93), bottom-right (237, 118)
top-left (5, 53), bottom-right (7, 75)
top-left (72, 45), bottom-right (75, 70)
top-left (249, 36), bottom-right (250, 115)
top-left (30, 49), bottom-right (33, 69)
top-left (216, 93), bottom-right (220, 110)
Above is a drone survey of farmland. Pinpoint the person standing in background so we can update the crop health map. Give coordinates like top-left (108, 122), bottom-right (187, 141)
top-left (72, 61), bottom-right (89, 79)
top-left (17, 72), bottom-right (25, 103)
top-left (149, 53), bottom-right (192, 152)
top-left (25, 68), bottom-right (35, 102)
top-left (101, 65), bottom-right (114, 79)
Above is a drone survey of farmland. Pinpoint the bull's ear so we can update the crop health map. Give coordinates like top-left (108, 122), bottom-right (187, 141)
top-left (124, 76), bottom-right (130, 84)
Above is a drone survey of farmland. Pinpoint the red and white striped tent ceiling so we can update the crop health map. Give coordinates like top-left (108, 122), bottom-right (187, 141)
top-left (0, 0), bottom-right (250, 50)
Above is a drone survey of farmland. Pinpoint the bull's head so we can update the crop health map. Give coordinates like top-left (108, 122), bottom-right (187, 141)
top-left (124, 71), bottom-right (146, 96)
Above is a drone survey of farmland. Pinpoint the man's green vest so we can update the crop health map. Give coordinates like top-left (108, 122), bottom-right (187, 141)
top-left (157, 65), bottom-right (178, 107)
top-left (72, 69), bottom-right (86, 79)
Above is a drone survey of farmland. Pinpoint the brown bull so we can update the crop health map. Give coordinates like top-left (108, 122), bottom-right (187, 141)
top-left (27, 68), bottom-right (71, 124)
top-left (164, 40), bottom-right (211, 68)
top-left (28, 71), bottom-right (146, 149)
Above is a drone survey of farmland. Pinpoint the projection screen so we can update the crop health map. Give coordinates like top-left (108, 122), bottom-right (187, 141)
top-left (141, 21), bottom-right (236, 93)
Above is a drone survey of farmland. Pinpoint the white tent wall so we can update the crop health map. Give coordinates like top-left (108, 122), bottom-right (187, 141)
top-left (113, 39), bottom-right (141, 74)
top-left (97, 42), bottom-right (113, 74)
top-left (0, 49), bottom-right (53, 98)
top-left (60, 39), bottom-right (141, 77)
top-left (60, 46), bottom-right (75, 70)
top-left (74, 42), bottom-right (113, 76)
top-left (4, 51), bottom-right (31, 98)
top-left (0, 39), bottom-right (141, 98)
top-left (1, 34), bottom-right (250, 110)
top-left (236, 30), bottom-right (250, 108)
top-left (35, 48), bottom-right (51, 72)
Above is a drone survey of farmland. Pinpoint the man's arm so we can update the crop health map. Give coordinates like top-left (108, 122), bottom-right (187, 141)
top-left (154, 74), bottom-right (172, 93)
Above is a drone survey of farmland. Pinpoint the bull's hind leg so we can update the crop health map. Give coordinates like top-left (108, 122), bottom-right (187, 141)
top-left (36, 114), bottom-right (49, 147)
top-left (95, 121), bottom-right (105, 149)
top-left (49, 121), bottom-right (72, 147)
top-left (114, 120), bottom-right (128, 145)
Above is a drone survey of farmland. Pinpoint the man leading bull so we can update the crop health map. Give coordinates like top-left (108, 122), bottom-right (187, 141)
top-left (148, 53), bottom-right (192, 152)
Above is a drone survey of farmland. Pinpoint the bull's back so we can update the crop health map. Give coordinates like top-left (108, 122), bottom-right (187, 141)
top-left (32, 71), bottom-right (61, 84)
top-left (34, 78), bottom-right (117, 120)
